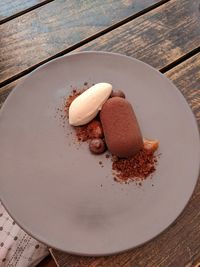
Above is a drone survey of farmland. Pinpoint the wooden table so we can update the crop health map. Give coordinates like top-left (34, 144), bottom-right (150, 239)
top-left (0, 0), bottom-right (199, 266)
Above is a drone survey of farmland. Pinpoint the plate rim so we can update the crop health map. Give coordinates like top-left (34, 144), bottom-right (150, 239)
top-left (0, 51), bottom-right (200, 256)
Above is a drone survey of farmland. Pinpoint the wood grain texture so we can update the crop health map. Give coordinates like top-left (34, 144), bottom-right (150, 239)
top-left (167, 53), bottom-right (200, 127)
top-left (37, 254), bottom-right (57, 267)
top-left (77, 0), bottom-right (200, 69)
top-left (0, 0), bottom-right (52, 24)
top-left (49, 54), bottom-right (200, 267)
top-left (2, 0), bottom-right (200, 88)
top-left (0, 0), bottom-right (162, 86)
top-left (0, 80), bottom-right (21, 110)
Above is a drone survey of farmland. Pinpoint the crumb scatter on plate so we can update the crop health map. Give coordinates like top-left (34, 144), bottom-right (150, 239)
top-left (57, 84), bottom-right (159, 185)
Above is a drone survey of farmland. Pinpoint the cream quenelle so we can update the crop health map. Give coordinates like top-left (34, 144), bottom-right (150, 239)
top-left (69, 83), bottom-right (112, 126)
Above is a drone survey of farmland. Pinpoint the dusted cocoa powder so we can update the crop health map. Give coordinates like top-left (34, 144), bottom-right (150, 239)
top-left (112, 148), bottom-right (157, 182)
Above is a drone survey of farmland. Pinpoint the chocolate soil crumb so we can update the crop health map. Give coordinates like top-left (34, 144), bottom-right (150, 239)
top-left (112, 149), bottom-right (157, 182)
top-left (75, 123), bottom-right (103, 142)
top-left (63, 86), bottom-right (159, 184)
top-left (75, 126), bottom-right (89, 142)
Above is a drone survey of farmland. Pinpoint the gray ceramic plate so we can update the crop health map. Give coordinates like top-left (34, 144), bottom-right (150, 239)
top-left (0, 52), bottom-right (199, 256)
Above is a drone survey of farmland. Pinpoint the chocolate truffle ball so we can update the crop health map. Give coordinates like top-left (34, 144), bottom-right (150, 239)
top-left (110, 90), bottom-right (126, 98)
top-left (89, 139), bottom-right (106, 154)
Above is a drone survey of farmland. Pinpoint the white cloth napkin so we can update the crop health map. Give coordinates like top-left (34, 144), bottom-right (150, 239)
top-left (0, 202), bottom-right (48, 267)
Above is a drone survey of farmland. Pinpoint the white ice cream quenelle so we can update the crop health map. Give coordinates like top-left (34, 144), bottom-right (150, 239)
top-left (69, 83), bottom-right (112, 126)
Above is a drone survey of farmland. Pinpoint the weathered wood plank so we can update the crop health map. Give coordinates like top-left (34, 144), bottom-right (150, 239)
top-left (0, 0), bottom-right (163, 85)
top-left (1, 0), bottom-right (200, 87)
top-left (47, 54), bottom-right (199, 267)
top-left (0, 80), bottom-right (20, 110)
top-left (37, 254), bottom-right (57, 267)
top-left (0, 0), bottom-right (53, 24)
top-left (77, 0), bottom-right (200, 69)
top-left (166, 54), bottom-right (200, 127)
